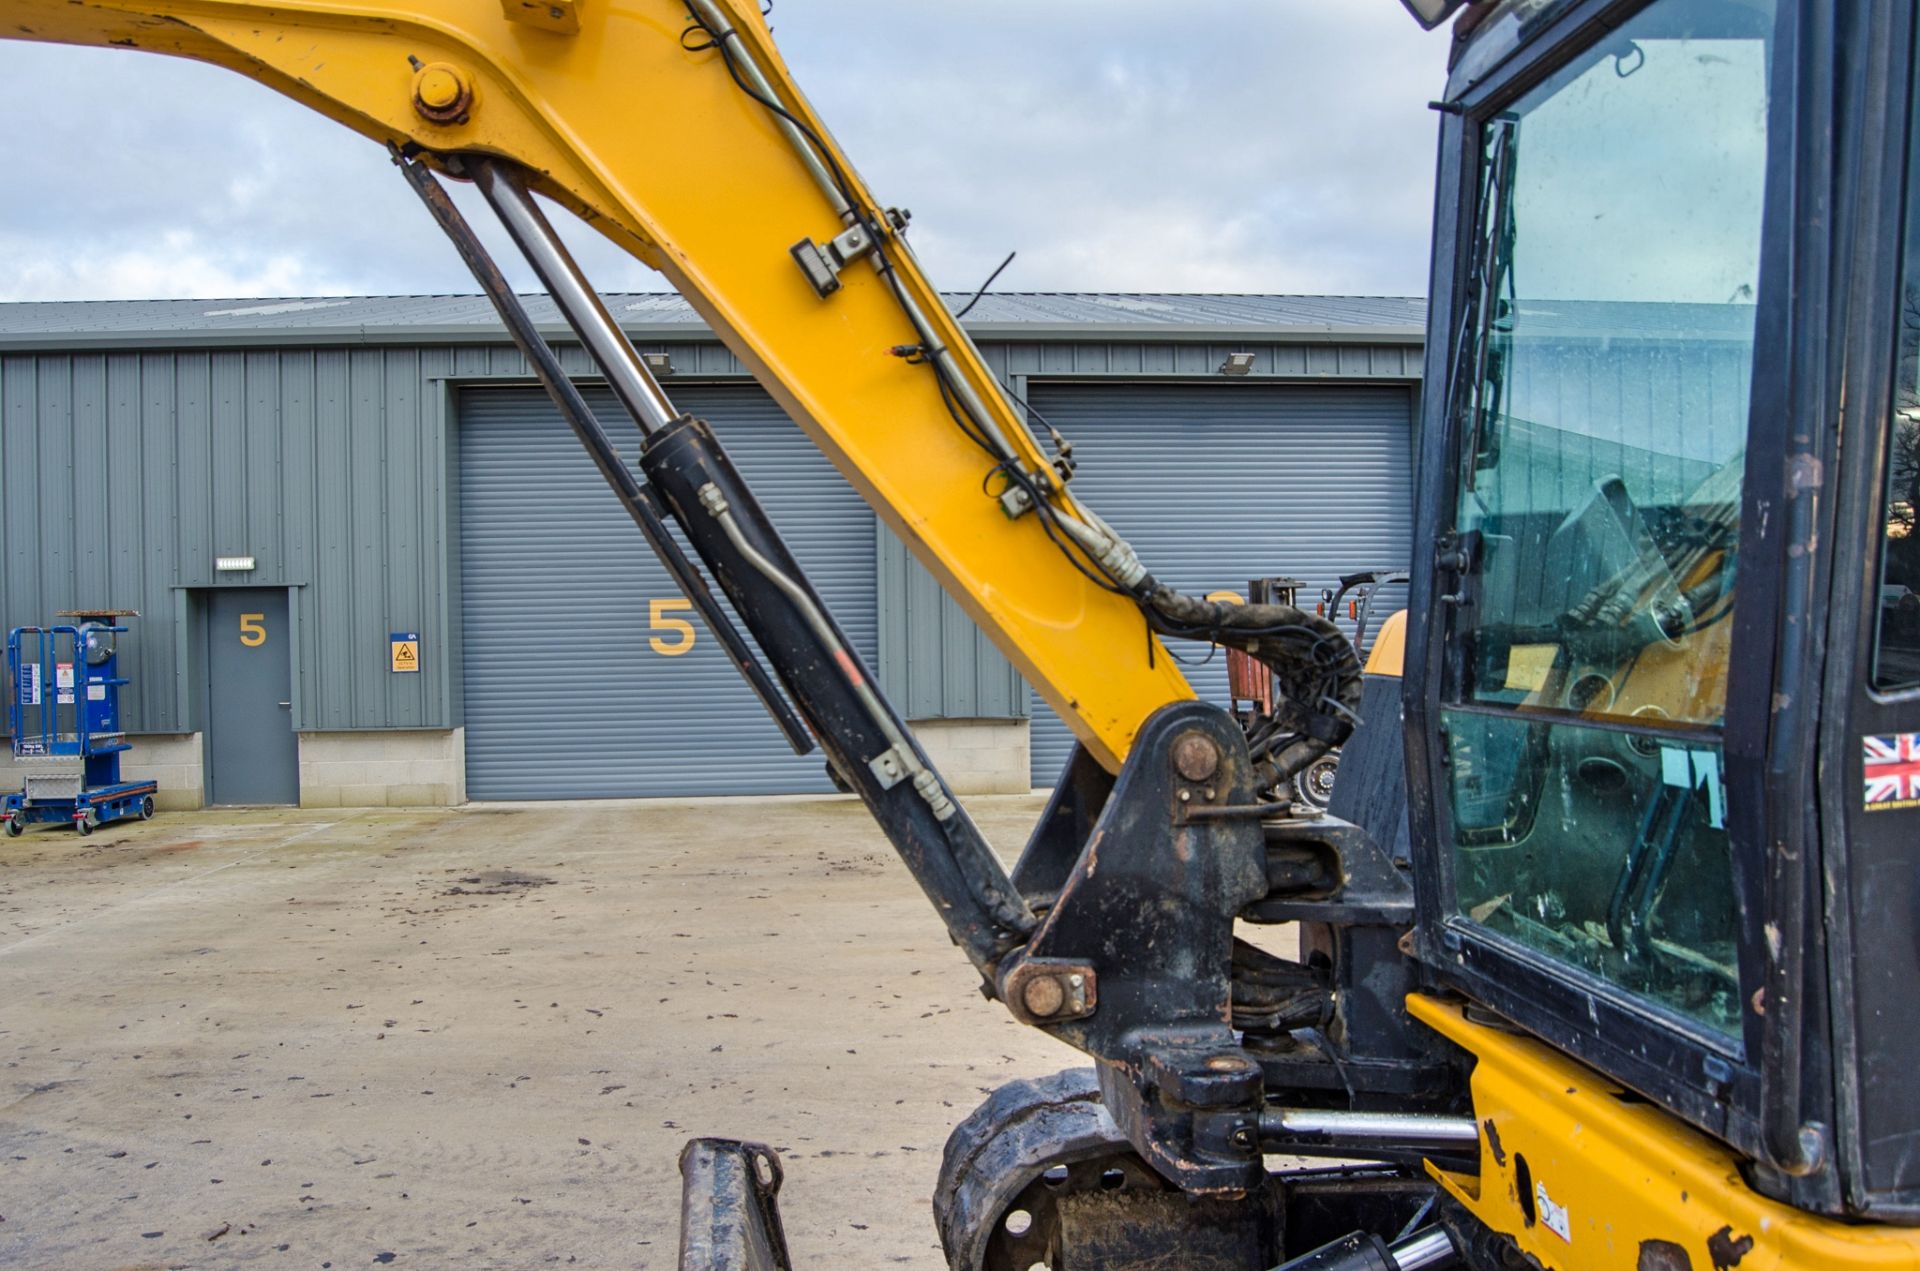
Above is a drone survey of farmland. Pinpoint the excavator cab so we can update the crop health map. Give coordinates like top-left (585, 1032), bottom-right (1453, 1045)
top-left (1401, 0), bottom-right (1920, 1240)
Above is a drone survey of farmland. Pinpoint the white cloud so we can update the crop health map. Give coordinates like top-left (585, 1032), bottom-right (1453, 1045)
top-left (0, 5), bottom-right (1449, 302)
top-left (0, 231), bottom-right (338, 302)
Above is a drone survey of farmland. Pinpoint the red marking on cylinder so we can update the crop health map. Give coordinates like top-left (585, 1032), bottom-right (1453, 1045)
top-left (834, 648), bottom-right (864, 687)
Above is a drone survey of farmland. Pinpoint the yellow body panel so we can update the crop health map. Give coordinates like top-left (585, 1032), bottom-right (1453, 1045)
top-left (1364, 608), bottom-right (1408, 678)
top-left (1409, 996), bottom-right (1920, 1269)
top-left (0, 0), bottom-right (1196, 771)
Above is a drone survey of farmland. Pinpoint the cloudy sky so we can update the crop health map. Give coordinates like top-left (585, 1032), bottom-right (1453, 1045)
top-left (0, 4), bottom-right (1450, 303)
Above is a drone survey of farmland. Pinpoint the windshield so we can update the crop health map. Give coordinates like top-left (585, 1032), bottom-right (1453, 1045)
top-left (1439, 0), bottom-right (1777, 1040)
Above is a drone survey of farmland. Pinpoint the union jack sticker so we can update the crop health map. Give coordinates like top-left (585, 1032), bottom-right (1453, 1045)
top-left (1864, 733), bottom-right (1920, 811)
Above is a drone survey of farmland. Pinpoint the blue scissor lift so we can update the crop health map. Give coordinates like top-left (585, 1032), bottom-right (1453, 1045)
top-left (4, 610), bottom-right (156, 837)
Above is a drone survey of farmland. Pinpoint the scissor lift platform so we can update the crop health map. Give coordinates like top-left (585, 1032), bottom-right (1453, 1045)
top-left (4, 611), bottom-right (155, 837)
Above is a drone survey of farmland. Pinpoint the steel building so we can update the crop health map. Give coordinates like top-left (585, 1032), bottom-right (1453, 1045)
top-left (0, 293), bottom-right (1425, 808)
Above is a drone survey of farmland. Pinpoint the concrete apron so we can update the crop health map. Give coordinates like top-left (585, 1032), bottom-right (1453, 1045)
top-left (0, 796), bottom-right (1062, 1269)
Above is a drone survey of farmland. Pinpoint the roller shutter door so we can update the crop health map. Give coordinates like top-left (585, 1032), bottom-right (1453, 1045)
top-left (1027, 383), bottom-right (1413, 783)
top-left (459, 384), bottom-right (874, 799)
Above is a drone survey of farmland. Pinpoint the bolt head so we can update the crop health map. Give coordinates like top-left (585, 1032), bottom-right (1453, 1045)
top-left (417, 66), bottom-right (462, 109)
top-left (411, 62), bottom-right (472, 123)
top-left (1021, 975), bottom-right (1067, 1018)
top-left (1172, 732), bottom-right (1221, 782)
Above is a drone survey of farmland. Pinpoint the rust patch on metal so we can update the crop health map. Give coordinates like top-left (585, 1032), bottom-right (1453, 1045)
top-left (1639, 1239), bottom-right (1693, 1271)
top-left (1707, 1225), bottom-right (1754, 1269)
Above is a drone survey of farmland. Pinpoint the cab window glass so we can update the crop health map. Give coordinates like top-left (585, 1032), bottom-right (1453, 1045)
top-left (1879, 186), bottom-right (1920, 686)
top-left (1441, 0), bottom-right (1777, 1040)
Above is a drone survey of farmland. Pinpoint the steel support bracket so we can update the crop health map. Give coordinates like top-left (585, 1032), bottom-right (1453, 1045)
top-left (997, 700), bottom-right (1271, 1194)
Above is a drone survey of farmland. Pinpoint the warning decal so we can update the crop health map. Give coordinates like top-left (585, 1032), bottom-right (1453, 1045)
top-left (390, 632), bottom-right (420, 674)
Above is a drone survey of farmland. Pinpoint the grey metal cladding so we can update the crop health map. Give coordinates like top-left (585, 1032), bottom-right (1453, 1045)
top-left (997, 340), bottom-right (1424, 380)
top-left (0, 347), bottom-right (455, 735)
top-left (0, 291), bottom-right (1434, 753)
top-left (875, 528), bottom-right (1027, 720)
top-left (457, 382), bottom-right (877, 799)
top-left (1020, 382), bottom-right (1417, 783)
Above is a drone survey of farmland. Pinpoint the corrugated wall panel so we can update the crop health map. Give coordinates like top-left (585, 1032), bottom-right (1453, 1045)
top-left (1, 334), bottom-right (1428, 756)
top-left (458, 382), bottom-right (877, 799)
top-left (875, 528), bottom-right (1026, 720)
top-left (0, 345), bottom-right (458, 738)
top-left (1024, 382), bottom-right (1415, 782)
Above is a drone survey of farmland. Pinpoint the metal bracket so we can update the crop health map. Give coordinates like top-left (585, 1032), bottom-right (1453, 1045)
top-left (996, 702), bottom-right (1272, 1195)
top-left (501, 0), bottom-right (580, 35)
top-left (790, 223), bottom-right (874, 298)
top-left (997, 483), bottom-right (1036, 519)
top-left (994, 466), bottom-right (1062, 521)
top-left (867, 744), bottom-right (911, 790)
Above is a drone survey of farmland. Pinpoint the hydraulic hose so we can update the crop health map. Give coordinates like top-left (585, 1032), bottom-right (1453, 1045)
top-left (1140, 585), bottom-right (1364, 782)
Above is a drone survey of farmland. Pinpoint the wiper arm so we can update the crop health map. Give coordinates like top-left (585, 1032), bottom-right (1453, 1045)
top-left (1452, 113), bottom-right (1518, 492)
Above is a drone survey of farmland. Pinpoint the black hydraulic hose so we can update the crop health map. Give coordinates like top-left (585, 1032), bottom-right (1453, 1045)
top-left (1139, 585), bottom-right (1364, 780)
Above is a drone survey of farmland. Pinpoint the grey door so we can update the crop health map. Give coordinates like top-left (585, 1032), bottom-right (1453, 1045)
top-left (206, 589), bottom-right (299, 805)
top-left (1024, 383), bottom-right (1415, 783)
top-left (458, 384), bottom-right (877, 800)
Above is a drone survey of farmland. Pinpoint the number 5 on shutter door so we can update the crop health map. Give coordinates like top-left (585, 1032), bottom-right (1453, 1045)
top-left (239, 613), bottom-right (267, 647)
top-left (649, 598), bottom-right (696, 656)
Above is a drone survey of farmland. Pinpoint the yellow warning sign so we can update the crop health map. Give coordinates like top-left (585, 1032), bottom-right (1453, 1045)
top-left (390, 632), bottom-right (421, 673)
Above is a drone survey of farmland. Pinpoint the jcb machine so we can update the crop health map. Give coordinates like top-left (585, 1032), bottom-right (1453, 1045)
top-left (7, 0), bottom-right (1920, 1266)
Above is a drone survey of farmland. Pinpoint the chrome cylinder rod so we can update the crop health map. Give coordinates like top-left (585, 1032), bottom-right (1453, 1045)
top-left (1259, 1108), bottom-right (1480, 1146)
top-left (469, 158), bottom-right (681, 435)
top-left (1266, 1225), bottom-right (1456, 1271)
top-left (1389, 1228), bottom-right (1457, 1271)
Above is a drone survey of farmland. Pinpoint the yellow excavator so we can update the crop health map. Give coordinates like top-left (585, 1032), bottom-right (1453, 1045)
top-left (8, 1), bottom-right (1920, 1267)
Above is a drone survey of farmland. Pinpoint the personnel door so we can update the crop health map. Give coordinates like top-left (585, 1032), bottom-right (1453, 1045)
top-left (205, 589), bottom-right (299, 805)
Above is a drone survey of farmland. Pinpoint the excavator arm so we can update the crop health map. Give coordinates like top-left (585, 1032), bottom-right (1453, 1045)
top-left (6, 0), bottom-right (1197, 769)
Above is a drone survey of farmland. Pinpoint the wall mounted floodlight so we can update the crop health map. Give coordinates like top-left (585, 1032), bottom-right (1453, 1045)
top-left (215, 555), bottom-right (257, 573)
top-left (642, 352), bottom-right (675, 377)
top-left (1219, 352), bottom-right (1257, 377)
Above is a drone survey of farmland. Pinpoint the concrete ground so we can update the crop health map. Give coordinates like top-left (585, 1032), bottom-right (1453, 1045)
top-left (0, 795), bottom-right (1071, 1270)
